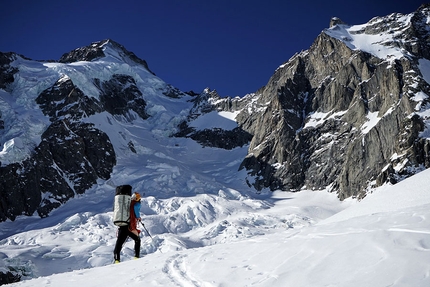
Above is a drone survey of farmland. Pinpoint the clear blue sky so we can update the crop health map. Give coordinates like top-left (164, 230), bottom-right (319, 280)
top-left (0, 0), bottom-right (424, 97)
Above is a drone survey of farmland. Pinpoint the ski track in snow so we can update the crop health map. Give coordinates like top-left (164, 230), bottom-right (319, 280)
top-left (163, 254), bottom-right (206, 287)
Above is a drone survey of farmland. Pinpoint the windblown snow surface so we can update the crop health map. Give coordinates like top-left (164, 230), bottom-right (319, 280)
top-left (1, 23), bottom-right (430, 285)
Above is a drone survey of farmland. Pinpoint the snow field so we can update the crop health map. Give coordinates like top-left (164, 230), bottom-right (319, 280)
top-left (3, 170), bottom-right (430, 286)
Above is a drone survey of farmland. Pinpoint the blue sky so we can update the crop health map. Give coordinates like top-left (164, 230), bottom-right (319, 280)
top-left (0, 0), bottom-right (424, 96)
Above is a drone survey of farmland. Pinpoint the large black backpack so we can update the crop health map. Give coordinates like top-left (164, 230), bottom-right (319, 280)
top-left (113, 185), bottom-right (132, 226)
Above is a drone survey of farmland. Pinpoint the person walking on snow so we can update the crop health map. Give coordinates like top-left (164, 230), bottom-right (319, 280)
top-left (113, 192), bottom-right (142, 263)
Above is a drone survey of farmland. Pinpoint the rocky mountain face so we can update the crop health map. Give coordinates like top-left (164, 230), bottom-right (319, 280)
top-left (0, 40), bottom-right (158, 221)
top-left (1, 6), bottom-right (430, 221)
top-left (177, 4), bottom-right (430, 199)
top-left (173, 89), bottom-right (253, 149)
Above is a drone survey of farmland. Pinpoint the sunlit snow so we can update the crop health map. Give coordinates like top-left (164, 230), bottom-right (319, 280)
top-left (189, 111), bottom-right (239, 131)
top-left (361, 111), bottom-right (380, 134)
top-left (1, 168), bottom-right (430, 286)
top-left (304, 110), bottom-right (346, 129)
top-left (325, 14), bottom-right (411, 60)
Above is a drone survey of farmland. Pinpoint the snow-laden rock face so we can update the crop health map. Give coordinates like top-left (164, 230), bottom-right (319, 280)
top-left (0, 52), bottom-right (18, 90)
top-left (325, 4), bottom-right (430, 60)
top-left (173, 88), bottom-right (253, 149)
top-left (0, 40), bottom-right (189, 221)
top-left (59, 39), bottom-right (155, 75)
top-left (230, 5), bottom-right (430, 199)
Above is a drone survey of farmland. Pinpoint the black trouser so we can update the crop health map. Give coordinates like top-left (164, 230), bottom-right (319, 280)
top-left (113, 225), bottom-right (141, 261)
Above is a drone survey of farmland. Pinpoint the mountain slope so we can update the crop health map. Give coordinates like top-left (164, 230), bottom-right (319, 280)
top-left (197, 4), bottom-right (430, 199)
top-left (0, 39), bottom-right (196, 221)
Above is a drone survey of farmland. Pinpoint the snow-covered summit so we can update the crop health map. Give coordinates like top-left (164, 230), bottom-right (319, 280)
top-left (0, 41), bottom-right (162, 166)
top-left (325, 4), bottom-right (430, 60)
top-left (59, 39), bottom-right (155, 74)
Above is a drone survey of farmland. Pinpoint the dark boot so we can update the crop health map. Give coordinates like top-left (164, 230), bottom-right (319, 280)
top-left (134, 237), bottom-right (141, 258)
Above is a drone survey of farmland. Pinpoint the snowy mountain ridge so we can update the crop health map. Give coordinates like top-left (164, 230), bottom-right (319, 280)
top-left (325, 13), bottom-right (413, 60)
top-left (0, 40), bottom-right (159, 165)
top-left (227, 4), bottom-right (430, 198)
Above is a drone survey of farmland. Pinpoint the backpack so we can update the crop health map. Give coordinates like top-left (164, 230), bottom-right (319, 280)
top-left (113, 185), bottom-right (132, 226)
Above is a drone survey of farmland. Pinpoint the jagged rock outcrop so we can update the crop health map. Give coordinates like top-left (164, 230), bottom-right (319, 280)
top-left (329, 17), bottom-right (346, 28)
top-left (174, 89), bottom-right (253, 149)
top-left (174, 121), bottom-right (253, 150)
top-left (0, 270), bottom-right (20, 285)
top-left (234, 4), bottom-right (430, 199)
top-left (175, 5), bottom-right (430, 199)
top-left (0, 52), bottom-right (18, 90)
top-left (94, 74), bottom-right (149, 119)
top-left (59, 39), bottom-right (155, 75)
top-left (0, 73), bottom-right (118, 220)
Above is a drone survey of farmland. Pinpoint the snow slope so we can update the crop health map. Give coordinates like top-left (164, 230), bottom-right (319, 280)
top-left (324, 13), bottom-right (413, 60)
top-left (3, 169), bottom-right (430, 287)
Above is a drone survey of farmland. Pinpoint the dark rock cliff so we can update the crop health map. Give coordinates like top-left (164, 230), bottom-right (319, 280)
top-left (176, 5), bottom-right (430, 199)
top-left (173, 89), bottom-right (253, 149)
top-left (238, 5), bottom-right (430, 199)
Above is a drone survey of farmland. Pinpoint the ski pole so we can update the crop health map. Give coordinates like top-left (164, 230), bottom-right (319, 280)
top-left (139, 221), bottom-right (153, 239)
top-left (139, 221), bottom-right (162, 253)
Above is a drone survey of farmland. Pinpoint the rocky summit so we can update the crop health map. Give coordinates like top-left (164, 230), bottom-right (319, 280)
top-left (226, 4), bottom-right (430, 199)
top-left (1, 5), bottom-right (430, 221)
